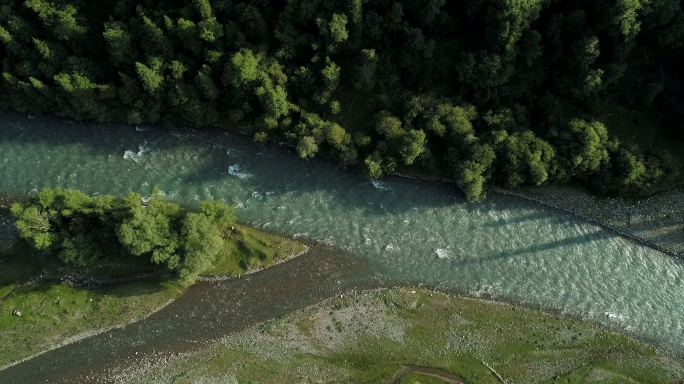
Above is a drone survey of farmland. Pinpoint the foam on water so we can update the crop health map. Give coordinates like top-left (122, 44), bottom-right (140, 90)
top-left (435, 248), bottom-right (450, 259)
top-left (227, 164), bottom-right (249, 178)
top-left (123, 141), bottom-right (151, 162)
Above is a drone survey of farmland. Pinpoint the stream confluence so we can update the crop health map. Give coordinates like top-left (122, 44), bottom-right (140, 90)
top-left (0, 112), bottom-right (682, 381)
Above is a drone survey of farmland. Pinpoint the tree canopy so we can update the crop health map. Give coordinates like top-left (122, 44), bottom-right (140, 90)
top-left (0, 0), bottom-right (681, 200)
top-left (11, 188), bottom-right (236, 283)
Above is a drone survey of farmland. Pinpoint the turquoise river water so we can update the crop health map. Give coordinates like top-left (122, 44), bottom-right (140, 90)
top-left (0, 111), bottom-right (683, 379)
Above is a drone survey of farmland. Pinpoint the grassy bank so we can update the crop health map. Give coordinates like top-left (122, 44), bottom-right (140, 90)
top-left (0, 208), bottom-right (306, 369)
top-left (127, 287), bottom-right (684, 383)
top-left (201, 224), bottom-right (307, 277)
top-left (398, 372), bottom-right (456, 384)
top-left (0, 252), bottom-right (182, 368)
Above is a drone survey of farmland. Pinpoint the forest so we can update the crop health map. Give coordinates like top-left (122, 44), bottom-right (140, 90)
top-left (11, 188), bottom-right (236, 283)
top-left (0, 0), bottom-right (682, 199)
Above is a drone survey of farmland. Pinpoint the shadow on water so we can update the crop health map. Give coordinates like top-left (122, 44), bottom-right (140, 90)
top-left (0, 111), bottom-right (147, 155)
top-left (0, 110), bottom-right (461, 213)
top-left (0, 110), bottom-right (599, 222)
top-left (483, 210), bottom-right (570, 228)
top-left (455, 231), bottom-right (606, 266)
top-left (0, 242), bottom-right (385, 384)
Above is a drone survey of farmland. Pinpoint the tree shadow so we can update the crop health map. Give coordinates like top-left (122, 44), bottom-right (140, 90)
top-left (0, 110), bottom-right (147, 156)
top-left (455, 230), bottom-right (606, 266)
top-left (0, 110), bottom-right (463, 214)
top-left (483, 211), bottom-right (570, 228)
top-left (648, 226), bottom-right (684, 251)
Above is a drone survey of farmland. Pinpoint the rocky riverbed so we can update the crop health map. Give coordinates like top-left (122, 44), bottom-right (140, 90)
top-left (500, 184), bottom-right (684, 257)
top-left (120, 287), bottom-right (684, 383)
top-left (393, 172), bottom-right (683, 258)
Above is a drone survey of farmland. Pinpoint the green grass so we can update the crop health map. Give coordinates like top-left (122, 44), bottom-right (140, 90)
top-left (0, 268), bottom-right (181, 368)
top-left (202, 224), bottom-right (307, 277)
top-left (0, 218), bottom-right (306, 368)
top-left (0, 242), bottom-right (181, 370)
top-left (130, 288), bottom-right (684, 383)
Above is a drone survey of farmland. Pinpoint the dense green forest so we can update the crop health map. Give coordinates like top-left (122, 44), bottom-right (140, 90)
top-left (11, 188), bottom-right (236, 283)
top-left (1, 0), bottom-right (682, 199)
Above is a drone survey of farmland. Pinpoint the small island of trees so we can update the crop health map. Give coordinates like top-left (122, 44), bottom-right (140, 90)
top-left (11, 188), bottom-right (237, 284)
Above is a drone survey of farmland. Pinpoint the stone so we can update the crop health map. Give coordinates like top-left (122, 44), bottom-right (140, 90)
top-left (12, 309), bottom-right (21, 316)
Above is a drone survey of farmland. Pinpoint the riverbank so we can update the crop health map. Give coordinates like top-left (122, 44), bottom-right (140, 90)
top-left (198, 224), bottom-right (308, 281)
top-left (2, 111), bottom-right (684, 382)
top-left (497, 184), bottom-right (684, 257)
top-left (0, 274), bottom-right (182, 370)
top-left (392, 172), bottom-right (684, 258)
top-left (0, 207), bottom-right (307, 370)
top-left (0, 241), bottom-right (374, 383)
top-left (0, 295), bottom-right (178, 372)
top-left (122, 287), bottom-right (684, 383)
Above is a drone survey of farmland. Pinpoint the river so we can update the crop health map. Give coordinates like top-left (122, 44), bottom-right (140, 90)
top-left (0, 111), bottom-right (682, 381)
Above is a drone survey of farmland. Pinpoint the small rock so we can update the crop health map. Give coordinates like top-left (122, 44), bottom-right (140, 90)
top-left (12, 309), bottom-right (21, 316)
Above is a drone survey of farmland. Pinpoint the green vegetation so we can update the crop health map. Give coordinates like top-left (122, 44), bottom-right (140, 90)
top-left (0, 251), bottom-right (182, 368)
top-left (0, 0), bottom-right (682, 200)
top-left (10, 188), bottom-right (237, 284)
top-left (128, 288), bottom-right (684, 383)
top-left (0, 190), bottom-right (306, 367)
top-left (202, 224), bottom-right (306, 277)
top-left (398, 372), bottom-right (453, 384)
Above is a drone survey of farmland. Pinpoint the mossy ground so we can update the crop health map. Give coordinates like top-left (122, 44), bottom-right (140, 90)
top-left (129, 288), bottom-right (684, 383)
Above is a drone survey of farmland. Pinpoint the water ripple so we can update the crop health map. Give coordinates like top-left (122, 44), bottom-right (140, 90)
top-left (0, 111), bottom-right (682, 355)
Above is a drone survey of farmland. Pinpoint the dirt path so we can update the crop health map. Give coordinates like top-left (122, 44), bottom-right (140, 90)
top-left (390, 365), bottom-right (469, 383)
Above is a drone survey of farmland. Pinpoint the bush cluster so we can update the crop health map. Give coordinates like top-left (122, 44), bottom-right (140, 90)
top-left (11, 188), bottom-right (235, 283)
